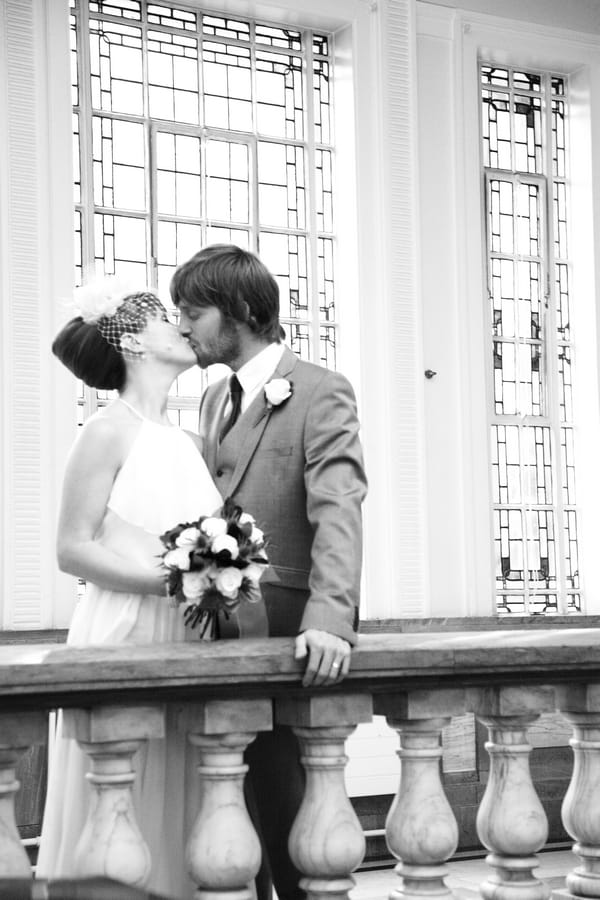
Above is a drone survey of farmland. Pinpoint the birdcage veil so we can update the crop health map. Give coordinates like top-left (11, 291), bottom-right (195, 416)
top-left (73, 277), bottom-right (168, 358)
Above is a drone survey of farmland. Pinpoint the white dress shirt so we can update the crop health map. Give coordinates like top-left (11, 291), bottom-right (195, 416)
top-left (225, 341), bottom-right (286, 417)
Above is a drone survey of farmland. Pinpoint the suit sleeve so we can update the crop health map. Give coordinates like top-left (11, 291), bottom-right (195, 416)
top-left (300, 370), bottom-right (368, 645)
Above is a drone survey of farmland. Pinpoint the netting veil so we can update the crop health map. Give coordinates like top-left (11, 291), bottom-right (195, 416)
top-left (73, 278), bottom-right (168, 358)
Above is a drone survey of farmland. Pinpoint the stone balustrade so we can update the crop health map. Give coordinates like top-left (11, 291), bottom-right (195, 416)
top-left (2, 628), bottom-right (600, 898)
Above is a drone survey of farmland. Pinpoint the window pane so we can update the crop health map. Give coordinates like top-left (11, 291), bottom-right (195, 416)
top-left (318, 237), bottom-right (335, 322)
top-left (94, 212), bottom-right (147, 280)
top-left (89, 21), bottom-right (144, 115)
top-left (313, 59), bottom-right (331, 143)
top-left (148, 31), bottom-right (199, 124)
top-left (259, 231), bottom-right (308, 321)
top-left (206, 139), bottom-right (250, 224)
top-left (93, 117), bottom-right (146, 210)
top-left (203, 42), bottom-right (252, 132)
top-left (256, 50), bottom-right (303, 139)
top-left (147, 3), bottom-right (197, 30)
top-left (257, 142), bottom-right (305, 229)
top-left (483, 64), bottom-right (581, 615)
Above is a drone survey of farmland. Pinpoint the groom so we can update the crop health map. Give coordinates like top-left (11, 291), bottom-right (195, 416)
top-left (171, 244), bottom-right (367, 900)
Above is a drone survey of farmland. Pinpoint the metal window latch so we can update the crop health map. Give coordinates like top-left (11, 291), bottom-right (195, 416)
top-left (425, 369), bottom-right (437, 379)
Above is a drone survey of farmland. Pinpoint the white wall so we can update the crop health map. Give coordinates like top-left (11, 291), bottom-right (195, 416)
top-left (0, 0), bottom-right (76, 628)
top-left (420, 0), bottom-right (600, 35)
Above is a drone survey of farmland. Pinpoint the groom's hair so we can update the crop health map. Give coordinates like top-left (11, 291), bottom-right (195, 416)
top-left (170, 244), bottom-right (283, 342)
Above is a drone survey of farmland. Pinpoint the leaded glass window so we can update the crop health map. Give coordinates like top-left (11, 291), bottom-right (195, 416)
top-left (481, 65), bottom-right (581, 615)
top-left (71, 0), bottom-right (337, 424)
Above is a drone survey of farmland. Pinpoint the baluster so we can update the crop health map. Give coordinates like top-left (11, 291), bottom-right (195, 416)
top-left (178, 698), bottom-right (272, 900)
top-left (63, 704), bottom-right (165, 887)
top-left (0, 711), bottom-right (46, 876)
top-left (374, 688), bottom-right (465, 900)
top-left (555, 683), bottom-right (600, 899)
top-left (276, 693), bottom-right (373, 900)
top-left (473, 686), bottom-right (554, 900)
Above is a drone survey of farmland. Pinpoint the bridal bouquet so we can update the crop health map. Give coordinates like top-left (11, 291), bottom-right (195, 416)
top-left (160, 498), bottom-right (268, 638)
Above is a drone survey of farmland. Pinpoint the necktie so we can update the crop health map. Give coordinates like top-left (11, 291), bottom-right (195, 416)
top-left (220, 374), bottom-right (243, 442)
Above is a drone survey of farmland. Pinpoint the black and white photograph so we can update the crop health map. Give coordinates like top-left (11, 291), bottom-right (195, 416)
top-left (1, 0), bottom-right (600, 898)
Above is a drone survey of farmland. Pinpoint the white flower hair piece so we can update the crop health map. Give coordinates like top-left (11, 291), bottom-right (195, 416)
top-left (73, 276), bottom-right (137, 324)
top-left (70, 276), bottom-right (168, 356)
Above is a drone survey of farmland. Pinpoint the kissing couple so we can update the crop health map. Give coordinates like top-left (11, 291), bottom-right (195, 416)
top-left (37, 243), bottom-right (367, 900)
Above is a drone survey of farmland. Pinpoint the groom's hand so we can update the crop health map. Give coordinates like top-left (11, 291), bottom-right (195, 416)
top-left (295, 629), bottom-right (351, 687)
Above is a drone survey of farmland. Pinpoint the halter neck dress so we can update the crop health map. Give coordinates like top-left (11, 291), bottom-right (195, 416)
top-left (37, 402), bottom-right (222, 898)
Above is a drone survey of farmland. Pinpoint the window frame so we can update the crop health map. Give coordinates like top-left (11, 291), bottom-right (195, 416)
top-left (453, 10), bottom-right (600, 615)
top-left (72, 1), bottom-right (341, 422)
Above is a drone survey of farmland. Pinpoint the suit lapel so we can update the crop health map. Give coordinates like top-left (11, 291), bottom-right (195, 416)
top-left (203, 382), bottom-right (229, 478)
top-left (226, 347), bottom-right (299, 496)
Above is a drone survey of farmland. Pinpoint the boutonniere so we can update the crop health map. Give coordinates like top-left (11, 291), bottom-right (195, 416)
top-left (264, 378), bottom-right (293, 410)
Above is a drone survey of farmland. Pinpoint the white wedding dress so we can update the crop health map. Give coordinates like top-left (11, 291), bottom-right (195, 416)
top-left (37, 406), bottom-right (222, 899)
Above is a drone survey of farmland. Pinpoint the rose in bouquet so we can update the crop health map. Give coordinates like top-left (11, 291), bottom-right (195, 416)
top-left (160, 497), bottom-right (268, 638)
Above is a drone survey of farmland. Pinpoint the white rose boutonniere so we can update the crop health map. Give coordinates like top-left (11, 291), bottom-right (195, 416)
top-left (264, 378), bottom-right (293, 410)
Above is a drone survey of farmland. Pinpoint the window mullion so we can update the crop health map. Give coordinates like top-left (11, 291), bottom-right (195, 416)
top-left (542, 71), bottom-right (568, 614)
top-left (77, 0), bottom-right (100, 417)
top-left (303, 30), bottom-right (320, 364)
top-left (77, 1), bottom-right (96, 278)
top-left (148, 122), bottom-right (159, 288)
top-left (511, 167), bottom-right (533, 614)
top-left (249, 19), bottom-right (259, 253)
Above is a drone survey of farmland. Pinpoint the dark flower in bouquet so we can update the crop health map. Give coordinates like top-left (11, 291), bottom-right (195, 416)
top-left (159, 498), bottom-right (268, 637)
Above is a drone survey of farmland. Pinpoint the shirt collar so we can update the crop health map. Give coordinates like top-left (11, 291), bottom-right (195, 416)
top-left (235, 342), bottom-right (286, 396)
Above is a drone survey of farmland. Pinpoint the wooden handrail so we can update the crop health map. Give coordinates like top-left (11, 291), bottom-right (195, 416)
top-left (0, 628), bottom-right (598, 707)
top-left (2, 628), bottom-right (600, 899)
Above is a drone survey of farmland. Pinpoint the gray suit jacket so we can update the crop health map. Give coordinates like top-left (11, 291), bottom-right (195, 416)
top-left (198, 346), bottom-right (367, 645)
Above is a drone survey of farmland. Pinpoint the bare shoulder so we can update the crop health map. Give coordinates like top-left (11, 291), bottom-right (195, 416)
top-left (72, 404), bottom-right (136, 465)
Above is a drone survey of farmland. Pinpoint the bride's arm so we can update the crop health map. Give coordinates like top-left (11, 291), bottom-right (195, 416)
top-left (57, 417), bottom-right (167, 595)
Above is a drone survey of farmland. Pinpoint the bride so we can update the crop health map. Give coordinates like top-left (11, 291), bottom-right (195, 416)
top-left (36, 280), bottom-right (222, 898)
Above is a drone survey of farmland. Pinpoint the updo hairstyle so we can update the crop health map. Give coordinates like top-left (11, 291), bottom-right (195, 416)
top-left (52, 290), bottom-right (166, 391)
top-left (52, 317), bottom-right (127, 391)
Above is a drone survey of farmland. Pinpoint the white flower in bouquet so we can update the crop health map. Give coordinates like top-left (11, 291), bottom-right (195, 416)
top-left (211, 533), bottom-right (239, 559)
top-left (201, 517), bottom-right (228, 539)
top-left (244, 562), bottom-right (267, 586)
top-left (250, 526), bottom-right (264, 544)
top-left (182, 569), bottom-right (212, 601)
top-left (239, 512), bottom-right (256, 526)
top-left (214, 567), bottom-right (244, 599)
top-left (176, 527), bottom-right (201, 547)
top-left (264, 378), bottom-right (292, 406)
top-left (164, 548), bottom-right (192, 571)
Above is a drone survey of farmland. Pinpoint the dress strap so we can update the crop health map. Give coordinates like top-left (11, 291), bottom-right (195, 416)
top-left (118, 398), bottom-right (146, 421)
top-left (118, 397), bottom-right (174, 429)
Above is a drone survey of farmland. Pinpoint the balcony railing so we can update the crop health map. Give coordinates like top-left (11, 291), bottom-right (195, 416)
top-left (2, 627), bottom-right (600, 899)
